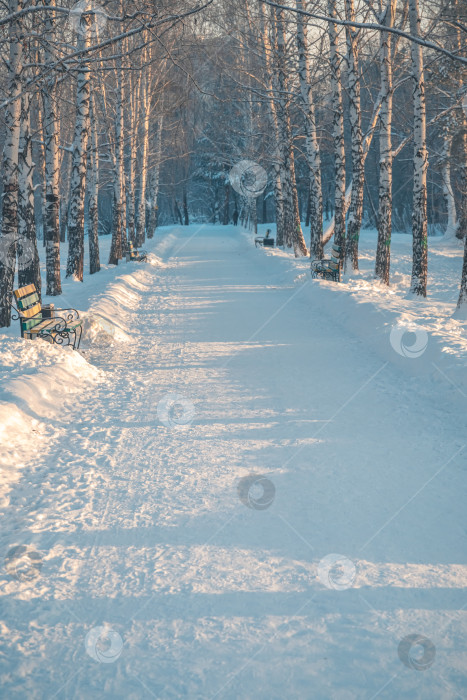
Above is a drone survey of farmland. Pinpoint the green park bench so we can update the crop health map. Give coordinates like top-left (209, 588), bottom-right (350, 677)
top-left (11, 284), bottom-right (83, 350)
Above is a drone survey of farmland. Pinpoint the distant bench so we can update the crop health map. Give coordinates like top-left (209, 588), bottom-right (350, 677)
top-left (11, 284), bottom-right (83, 350)
top-left (255, 230), bottom-right (275, 248)
top-left (126, 241), bottom-right (148, 262)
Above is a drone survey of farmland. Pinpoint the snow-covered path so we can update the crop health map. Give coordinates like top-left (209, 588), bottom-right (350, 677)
top-left (1, 226), bottom-right (466, 699)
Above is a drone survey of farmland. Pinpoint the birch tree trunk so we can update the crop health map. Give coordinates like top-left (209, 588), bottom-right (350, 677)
top-left (258, 2), bottom-right (285, 245)
top-left (328, 0), bottom-right (346, 261)
top-left (272, 7), bottom-right (308, 256)
top-left (296, 0), bottom-right (323, 259)
top-left (457, 201), bottom-right (467, 311)
top-left (127, 70), bottom-right (141, 246)
top-left (18, 79), bottom-right (41, 293)
top-left (440, 122), bottom-right (457, 238)
top-left (109, 58), bottom-right (124, 265)
top-left (66, 29), bottom-right (91, 281)
top-left (375, 0), bottom-right (396, 284)
top-left (42, 1), bottom-right (62, 295)
top-left (35, 98), bottom-right (47, 248)
top-left (344, 0), bottom-right (364, 271)
top-left (88, 92), bottom-right (100, 274)
top-left (147, 114), bottom-right (163, 239)
top-left (136, 77), bottom-right (150, 247)
top-left (409, 0), bottom-right (428, 297)
top-left (0, 0), bottom-right (23, 326)
top-left (60, 153), bottom-right (71, 243)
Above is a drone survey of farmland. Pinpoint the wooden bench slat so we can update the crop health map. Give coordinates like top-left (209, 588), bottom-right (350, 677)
top-left (22, 315), bottom-right (43, 331)
top-left (21, 302), bottom-right (42, 319)
top-left (23, 318), bottom-right (52, 334)
top-left (17, 292), bottom-right (40, 310)
top-left (14, 284), bottom-right (36, 299)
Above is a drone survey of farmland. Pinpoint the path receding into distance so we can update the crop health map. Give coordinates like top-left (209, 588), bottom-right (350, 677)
top-left (1, 226), bottom-right (466, 699)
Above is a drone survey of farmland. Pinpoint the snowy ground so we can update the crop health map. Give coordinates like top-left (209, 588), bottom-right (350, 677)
top-left (0, 224), bottom-right (466, 699)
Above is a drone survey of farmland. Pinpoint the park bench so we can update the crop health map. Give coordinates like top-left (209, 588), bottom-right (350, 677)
top-left (11, 284), bottom-right (83, 350)
top-left (311, 243), bottom-right (342, 282)
top-left (126, 241), bottom-right (148, 262)
top-left (255, 230), bottom-right (275, 248)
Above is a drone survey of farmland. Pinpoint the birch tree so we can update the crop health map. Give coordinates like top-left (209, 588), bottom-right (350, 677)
top-left (109, 58), bottom-right (124, 265)
top-left (296, 0), bottom-right (323, 259)
top-left (375, 0), bottom-right (396, 284)
top-left (0, 0), bottom-right (23, 327)
top-left (88, 92), bottom-right (100, 274)
top-left (344, 0), bottom-right (364, 271)
top-left (409, 0), bottom-right (428, 296)
top-left (271, 6), bottom-right (308, 256)
top-left (42, 0), bottom-right (62, 295)
top-left (147, 113), bottom-right (164, 238)
top-left (258, 1), bottom-right (285, 245)
top-left (136, 74), bottom-right (151, 247)
top-left (66, 18), bottom-right (91, 281)
top-left (18, 65), bottom-right (40, 293)
top-left (328, 0), bottom-right (346, 260)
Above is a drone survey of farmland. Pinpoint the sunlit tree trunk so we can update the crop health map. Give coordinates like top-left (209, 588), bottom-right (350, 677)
top-left (344, 0), bottom-right (364, 271)
top-left (18, 78), bottom-right (41, 293)
top-left (66, 29), bottom-right (91, 281)
top-left (258, 2), bottom-right (285, 245)
top-left (457, 198), bottom-right (467, 310)
top-left (0, 0), bottom-right (23, 326)
top-left (375, 0), bottom-right (396, 284)
top-left (272, 7), bottom-right (308, 256)
top-left (127, 70), bottom-right (141, 246)
top-left (60, 153), bottom-right (71, 243)
top-left (296, 0), bottom-right (323, 258)
top-left (147, 114), bottom-right (163, 239)
top-left (136, 77), bottom-right (150, 246)
top-left (409, 0), bottom-right (428, 296)
top-left (328, 0), bottom-right (346, 262)
top-left (42, 1), bottom-right (62, 295)
top-left (109, 58), bottom-right (124, 265)
top-left (440, 122), bottom-right (457, 238)
top-left (88, 92), bottom-right (100, 274)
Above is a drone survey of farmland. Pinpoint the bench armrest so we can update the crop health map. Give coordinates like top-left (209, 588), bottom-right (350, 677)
top-left (54, 308), bottom-right (80, 321)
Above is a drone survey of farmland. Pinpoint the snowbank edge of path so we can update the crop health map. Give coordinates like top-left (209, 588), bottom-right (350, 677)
top-left (0, 233), bottom-right (177, 506)
top-left (246, 229), bottom-right (467, 405)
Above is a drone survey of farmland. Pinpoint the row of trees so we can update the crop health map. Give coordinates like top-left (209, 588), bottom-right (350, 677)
top-left (0, 0), bottom-right (466, 327)
top-left (0, 0), bottom-right (211, 326)
top-left (193, 0), bottom-right (466, 305)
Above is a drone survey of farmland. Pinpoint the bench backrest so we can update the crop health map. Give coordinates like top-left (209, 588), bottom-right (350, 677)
top-left (13, 284), bottom-right (42, 331)
top-left (330, 244), bottom-right (341, 271)
top-left (128, 241), bottom-right (138, 257)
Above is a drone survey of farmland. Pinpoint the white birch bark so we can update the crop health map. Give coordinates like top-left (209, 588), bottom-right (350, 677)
top-left (328, 0), bottom-right (346, 260)
top-left (258, 2), bottom-right (285, 245)
top-left (272, 7), bottom-right (308, 256)
top-left (375, 0), bottom-right (396, 284)
top-left (344, 0), bottom-right (365, 271)
top-left (127, 70), bottom-right (141, 246)
top-left (18, 77), bottom-right (41, 293)
top-left (109, 57), bottom-right (124, 265)
top-left (42, 0), bottom-right (62, 295)
top-left (0, 0), bottom-right (23, 326)
top-left (296, 0), bottom-right (323, 259)
top-left (66, 25), bottom-right (91, 281)
top-left (136, 77), bottom-right (150, 247)
top-left (440, 122), bottom-right (457, 239)
top-left (409, 0), bottom-right (428, 296)
top-left (147, 114), bottom-right (163, 239)
top-left (88, 91), bottom-right (100, 274)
